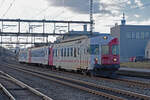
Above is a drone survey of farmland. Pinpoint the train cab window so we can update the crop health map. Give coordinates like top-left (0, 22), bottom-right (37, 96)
top-left (71, 48), bottom-right (73, 56)
top-left (88, 45), bottom-right (99, 55)
top-left (112, 45), bottom-right (119, 55)
top-left (101, 45), bottom-right (109, 55)
top-left (74, 48), bottom-right (77, 57)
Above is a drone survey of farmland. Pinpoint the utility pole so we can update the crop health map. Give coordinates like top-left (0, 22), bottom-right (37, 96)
top-left (90, 0), bottom-right (93, 35)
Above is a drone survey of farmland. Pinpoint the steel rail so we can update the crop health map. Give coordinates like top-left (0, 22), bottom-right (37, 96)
top-left (5, 63), bottom-right (150, 100)
top-left (0, 71), bottom-right (53, 100)
top-left (0, 83), bottom-right (16, 100)
top-left (4, 64), bottom-right (125, 100)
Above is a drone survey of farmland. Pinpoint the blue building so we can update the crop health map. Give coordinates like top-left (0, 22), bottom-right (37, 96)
top-left (111, 14), bottom-right (150, 62)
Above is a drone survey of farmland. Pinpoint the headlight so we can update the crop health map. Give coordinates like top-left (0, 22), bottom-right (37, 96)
top-left (94, 58), bottom-right (98, 64)
top-left (95, 58), bottom-right (98, 61)
top-left (113, 58), bottom-right (117, 62)
top-left (103, 36), bottom-right (108, 40)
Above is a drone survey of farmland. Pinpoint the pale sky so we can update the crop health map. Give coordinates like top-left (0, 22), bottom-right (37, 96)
top-left (0, 0), bottom-right (150, 33)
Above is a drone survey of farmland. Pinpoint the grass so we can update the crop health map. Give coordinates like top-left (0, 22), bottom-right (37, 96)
top-left (120, 62), bottom-right (150, 69)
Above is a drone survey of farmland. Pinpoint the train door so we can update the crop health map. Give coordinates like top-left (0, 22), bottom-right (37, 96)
top-left (28, 49), bottom-right (31, 63)
top-left (48, 47), bottom-right (53, 66)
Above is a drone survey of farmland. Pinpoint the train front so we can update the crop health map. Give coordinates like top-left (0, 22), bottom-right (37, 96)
top-left (101, 37), bottom-right (120, 71)
top-left (90, 35), bottom-right (120, 77)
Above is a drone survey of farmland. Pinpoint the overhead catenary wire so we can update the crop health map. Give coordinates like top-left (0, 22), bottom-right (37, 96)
top-left (1, 0), bottom-right (16, 19)
top-left (32, 6), bottom-right (50, 19)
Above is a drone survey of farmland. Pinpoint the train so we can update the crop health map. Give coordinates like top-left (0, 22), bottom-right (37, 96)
top-left (18, 34), bottom-right (120, 77)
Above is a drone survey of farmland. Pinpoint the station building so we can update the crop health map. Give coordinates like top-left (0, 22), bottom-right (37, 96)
top-left (111, 14), bottom-right (150, 62)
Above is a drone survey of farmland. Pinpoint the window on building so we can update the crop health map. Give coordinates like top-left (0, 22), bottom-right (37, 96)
top-left (131, 32), bottom-right (136, 39)
top-left (136, 32), bottom-right (140, 39)
top-left (146, 51), bottom-right (149, 58)
top-left (141, 32), bottom-right (145, 39)
top-left (127, 32), bottom-right (132, 39)
top-left (145, 32), bottom-right (150, 39)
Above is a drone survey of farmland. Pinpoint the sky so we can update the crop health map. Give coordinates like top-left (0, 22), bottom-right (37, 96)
top-left (0, 0), bottom-right (150, 33)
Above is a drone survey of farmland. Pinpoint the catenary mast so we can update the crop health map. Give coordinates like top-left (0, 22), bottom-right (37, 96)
top-left (90, 0), bottom-right (93, 35)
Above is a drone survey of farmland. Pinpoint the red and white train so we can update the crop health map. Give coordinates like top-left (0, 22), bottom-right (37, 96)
top-left (18, 34), bottom-right (120, 76)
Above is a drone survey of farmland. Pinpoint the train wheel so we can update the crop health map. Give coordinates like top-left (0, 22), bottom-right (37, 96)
top-left (89, 71), bottom-right (95, 77)
top-left (82, 70), bottom-right (87, 76)
top-left (58, 66), bottom-right (62, 71)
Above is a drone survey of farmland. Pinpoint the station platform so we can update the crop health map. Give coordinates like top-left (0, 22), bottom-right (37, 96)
top-left (117, 67), bottom-right (150, 78)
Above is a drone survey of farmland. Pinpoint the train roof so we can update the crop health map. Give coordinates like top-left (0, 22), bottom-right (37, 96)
top-left (55, 33), bottom-right (110, 44)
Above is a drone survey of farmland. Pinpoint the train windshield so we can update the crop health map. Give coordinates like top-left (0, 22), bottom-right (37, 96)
top-left (101, 45), bottom-right (109, 55)
top-left (88, 45), bottom-right (99, 55)
top-left (112, 45), bottom-right (119, 55)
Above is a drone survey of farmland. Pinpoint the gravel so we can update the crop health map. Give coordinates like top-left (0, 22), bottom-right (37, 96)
top-left (0, 63), bottom-right (106, 100)
top-left (0, 90), bottom-right (9, 100)
top-left (0, 75), bottom-right (42, 100)
top-left (119, 75), bottom-right (150, 83)
top-left (1, 46), bottom-right (150, 99)
top-left (16, 63), bottom-right (150, 97)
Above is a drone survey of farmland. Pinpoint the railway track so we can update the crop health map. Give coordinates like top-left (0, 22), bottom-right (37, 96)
top-left (13, 62), bottom-right (150, 89)
top-left (47, 68), bottom-right (150, 89)
top-left (4, 63), bottom-right (150, 100)
top-left (19, 63), bottom-right (150, 89)
top-left (0, 71), bottom-right (53, 100)
top-left (0, 83), bottom-right (15, 100)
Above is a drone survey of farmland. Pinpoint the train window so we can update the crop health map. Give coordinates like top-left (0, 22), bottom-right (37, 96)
top-left (74, 48), bottom-right (77, 57)
top-left (112, 45), bottom-right (119, 55)
top-left (67, 48), bottom-right (69, 56)
top-left (49, 49), bottom-right (51, 55)
top-left (57, 49), bottom-right (59, 56)
top-left (31, 49), bottom-right (45, 57)
top-left (101, 45), bottom-right (109, 55)
top-left (78, 48), bottom-right (80, 55)
top-left (53, 49), bottom-right (55, 57)
top-left (64, 48), bottom-right (66, 57)
top-left (88, 45), bottom-right (99, 55)
top-left (56, 49), bottom-right (57, 57)
top-left (71, 48), bottom-right (73, 56)
top-left (61, 49), bottom-right (63, 57)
